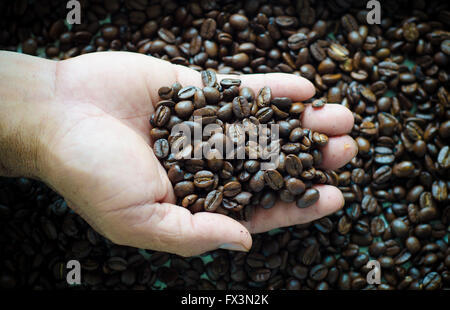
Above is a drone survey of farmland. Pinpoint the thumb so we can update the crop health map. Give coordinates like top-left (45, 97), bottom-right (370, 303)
top-left (109, 201), bottom-right (253, 257)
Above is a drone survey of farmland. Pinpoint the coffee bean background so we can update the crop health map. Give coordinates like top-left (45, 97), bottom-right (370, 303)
top-left (0, 0), bottom-right (449, 290)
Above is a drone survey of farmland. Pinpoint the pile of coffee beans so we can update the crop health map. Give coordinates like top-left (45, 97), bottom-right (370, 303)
top-left (150, 70), bottom-right (336, 219)
top-left (0, 0), bottom-right (449, 290)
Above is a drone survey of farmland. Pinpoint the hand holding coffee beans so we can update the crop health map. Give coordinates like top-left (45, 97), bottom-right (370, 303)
top-left (151, 70), bottom-right (343, 221)
top-left (0, 51), bottom-right (355, 258)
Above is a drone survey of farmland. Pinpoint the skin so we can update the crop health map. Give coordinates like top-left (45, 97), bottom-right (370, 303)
top-left (0, 51), bottom-right (357, 257)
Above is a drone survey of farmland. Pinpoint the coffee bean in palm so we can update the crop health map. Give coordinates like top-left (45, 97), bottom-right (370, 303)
top-left (174, 100), bottom-right (194, 119)
top-left (232, 96), bottom-right (251, 119)
top-left (174, 181), bottom-right (195, 198)
top-left (204, 190), bottom-right (223, 212)
top-left (154, 105), bottom-right (171, 127)
top-left (256, 86), bottom-right (272, 108)
top-left (201, 70), bottom-right (217, 88)
top-left (264, 170), bottom-right (284, 190)
top-left (154, 139), bottom-right (169, 159)
top-left (220, 79), bottom-right (241, 88)
top-left (193, 170), bottom-right (215, 188)
top-left (223, 181), bottom-right (242, 198)
top-left (286, 178), bottom-right (306, 196)
top-left (178, 86), bottom-right (197, 99)
top-left (249, 171), bottom-right (265, 192)
top-left (158, 86), bottom-right (174, 100)
top-left (296, 188), bottom-right (320, 208)
top-left (260, 191), bottom-right (277, 209)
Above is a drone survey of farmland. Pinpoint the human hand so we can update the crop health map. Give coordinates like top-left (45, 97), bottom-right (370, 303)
top-left (1, 51), bottom-right (357, 256)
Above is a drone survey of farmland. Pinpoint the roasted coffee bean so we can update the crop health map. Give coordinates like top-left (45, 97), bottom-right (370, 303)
top-left (288, 32), bottom-right (308, 50)
top-left (286, 178), bottom-right (306, 196)
top-left (193, 170), bottom-right (215, 188)
top-left (174, 100), bottom-right (194, 119)
top-left (201, 70), bottom-right (217, 88)
top-left (256, 87), bottom-right (272, 108)
top-left (264, 170), bottom-right (284, 190)
top-left (154, 105), bottom-right (171, 127)
top-left (223, 181), bottom-right (242, 198)
top-left (220, 79), bottom-right (241, 88)
top-left (178, 86), bottom-right (197, 99)
top-left (285, 154), bottom-right (303, 176)
top-left (154, 139), bottom-right (169, 159)
top-left (173, 181), bottom-right (195, 198)
top-left (232, 96), bottom-right (251, 119)
top-left (204, 190), bottom-right (223, 212)
top-left (296, 188), bottom-right (320, 208)
top-left (260, 191), bottom-right (277, 209)
top-left (200, 18), bottom-right (216, 40)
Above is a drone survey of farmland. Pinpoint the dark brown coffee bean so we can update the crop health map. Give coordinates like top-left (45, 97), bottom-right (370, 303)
top-left (255, 107), bottom-right (274, 123)
top-left (154, 105), bottom-right (171, 127)
top-left (264, 170), bottom-right (284, 190)
top-left (201, 70), bottom-right (217, 87)
top-left (296, 188), bottom-right (320, 208)
top-left (249, 171), bottom-right (265, 192)
top-left (220, 78), bottom-right (241, 88)
top-left (200, 18), bottom-right (216, 40)
top-left (154, 139), bottom-right (169, 159)
top-left (223, 181), bottom-right (242, 198)
top-left (229, 14), bottom-right (249, 31)
top-left (288, 32), bottom-right (308, 50)
top-left (193, 170), bottom-right (215, 188)
top-left (286, 178), bottom-right (306, 196)
top-left (204, 190), bottom-right (223, 212)
top-left (256, 86), bottom-right (272, 108)
top-left (158, 86), bottom-right (174, 100)
top-left (174, 181), bottom-right (195, 198)
top-left (232, 96), bottom-right (251, 119)
top-left (260, 191), bottom-right (277, 209)
top-left (167, 165), bottom-right (184, 184)
top-left (178, 86), bottom-right (197, 99)
top-left (174, 100), bottom-right (194, 119)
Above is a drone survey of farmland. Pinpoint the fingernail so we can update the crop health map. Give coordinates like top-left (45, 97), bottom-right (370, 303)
top-left (219, 243), bottom-right (248, 252)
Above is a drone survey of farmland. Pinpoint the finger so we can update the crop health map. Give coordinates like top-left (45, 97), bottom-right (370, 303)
top-left (109, 202), bottom-right (252, 257)
top-left (321, 135), bottom-right (358, 170)
top-left (144, 59), bottom-right (316, 103)
top-left (300, 104), bottom-right (354, 136)
top-left (217, 73), bottom-right (316, 101)
top-left (241, 185), bottom-right (344, 234)
top-left (320, 135), bottom-right (358, 170)
top-left (172, 66), bottom-right (316, 101)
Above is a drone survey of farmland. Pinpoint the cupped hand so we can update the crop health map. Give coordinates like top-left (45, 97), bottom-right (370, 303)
top-left (39, 52), bottom-right (357, 256)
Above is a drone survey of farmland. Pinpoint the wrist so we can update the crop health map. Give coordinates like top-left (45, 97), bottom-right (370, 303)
top-left (0, 51), bottom-right (57, 179)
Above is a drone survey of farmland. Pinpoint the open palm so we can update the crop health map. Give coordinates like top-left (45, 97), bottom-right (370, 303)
top-left (40, 52), bottom-right (357, 256)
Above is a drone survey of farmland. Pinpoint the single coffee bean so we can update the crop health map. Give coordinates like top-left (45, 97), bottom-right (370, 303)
top-left (204, 190), bottom-right (223, 212)
top-left (154, 139), bottom-right (170, 159)
top-left (296, 188), bottom-right (320, 208)
top-left (173, 181), bottom-right (195, 198)
top-left (154, 105), bottom-right (171, 127)
top-left (260, 191), bottom-right (277, 209)
top-left (286, 178), bottom-right (306, 196)
top-left (223, 181), bottom-right (242, 198)
top-left (193, 170), bottom-right (215, 188)
top-left (264, 170), bottom-right (284, 190)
